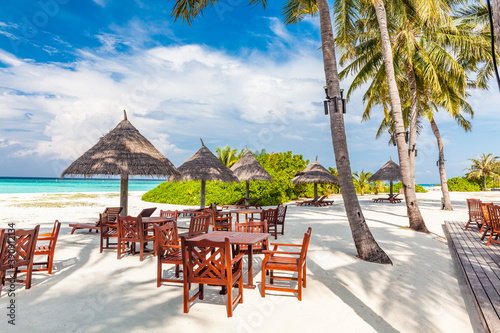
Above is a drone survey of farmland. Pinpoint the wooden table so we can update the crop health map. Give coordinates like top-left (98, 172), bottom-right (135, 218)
top-left (224, 209), bottom-right (263, 223)
top-left (188, 231), bottom-right (270, 289)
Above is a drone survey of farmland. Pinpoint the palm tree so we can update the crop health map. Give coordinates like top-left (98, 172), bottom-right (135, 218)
top-left (371, 180), bottom-right (387, 194)
top-left (215, 145), bottom-right (243, 167)
top-left (353, 170), bottom-right (373, 195)
top-left (168, 0), bottom-right (392, 264)
top-left (337, 0), bottom-right (489, 213)
top-left (466, 153), bottom-right (500, 191)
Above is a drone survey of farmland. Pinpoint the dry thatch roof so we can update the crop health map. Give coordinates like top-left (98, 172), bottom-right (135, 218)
top-left (291, 160), bottom-right (338, 185)
top-left (230, 150), bottom-right (273, 182)
top-left (61, 111), bottom-right (179, 178)
top-left (169, 141), bottom-right (239, 183)
top-left (369, 159), bottom-right (402, 182)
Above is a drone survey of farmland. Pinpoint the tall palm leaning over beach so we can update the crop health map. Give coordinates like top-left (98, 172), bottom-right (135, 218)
top-left (337, 0), bottom-right (489, 211)
top-left (466, 153), bottom-right (500, 191)
top-left (167, 0), bottom-right (392, 263)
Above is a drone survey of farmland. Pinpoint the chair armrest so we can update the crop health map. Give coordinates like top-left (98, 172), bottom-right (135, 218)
top-left (231, 252), bottom-right (245, 265)
top-left (37, 236), bottom-right (55, 241)
top-left (270, 243), bottom-right (302, 247)
top-left (38, 233), bottom-right (53, 237)
top-left (177, 226), bottom-right (189, 230)
top-left (167, 244), bottom-right (182, 249)
top-left (262, 250), bottom-right (301, 255)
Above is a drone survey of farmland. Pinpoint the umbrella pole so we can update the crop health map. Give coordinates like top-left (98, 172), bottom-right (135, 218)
top-left (314, 183), bottom-right (318, 199)
top-left (390, 181), bottom-right (393, 196)
top-left (245, 180), bottom-right (250, 206)
top-left (200, 179), bottom-right (206, 208)
top-left (120, 174), bottom-right (128, 216)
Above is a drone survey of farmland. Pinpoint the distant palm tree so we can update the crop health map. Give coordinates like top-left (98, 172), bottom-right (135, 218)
top-left (353, 170), bottom-right (373, 196)
top-left (215, 146), bottom-right (243, 167)
top-left (371, 180), bottom-right (387, 195)
top-left (466, 153), bottom-right (500, 191)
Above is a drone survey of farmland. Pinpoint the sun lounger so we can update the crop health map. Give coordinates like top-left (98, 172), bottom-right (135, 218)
top-left (69, 207), bottom-right (122, 234)
top-left (373, 193), bottom-right (401, 204)
top-left (297, 196), bottom-right (319, 206)
top-left (310, 195), bottom-right (328, 206)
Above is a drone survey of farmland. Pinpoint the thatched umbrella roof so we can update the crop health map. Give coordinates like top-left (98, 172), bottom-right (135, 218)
top-left (368, 159), bottom-right (402, 182)
top-left (170, 139), bottom-right (239, 207)
top-left (291, 160), bottom-right (338, 185)
top-left (61, 111), bottom-right (180, 215)
top-left (368, 158), bottom-right (402, 195)
top-left (230, 150), bottom-right (273, 205)
top-left (291, 159), bottom-right (338, 198)
top-left (230, 150), bottom-right (272, 182)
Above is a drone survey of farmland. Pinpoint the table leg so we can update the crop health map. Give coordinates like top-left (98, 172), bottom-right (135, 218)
top-left (244, 245), bottom-right (256, 289)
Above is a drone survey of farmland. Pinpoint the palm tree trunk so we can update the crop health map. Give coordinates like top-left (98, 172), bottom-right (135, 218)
top-left (405, 61), bottom-right (417, 186)
top-left (493, 0), bottom-right (500, 55)
top-left (429, 118), bottom-right (453, 210)
top-left (317, 0), bottom-right (391, 264)
top-left (373, 0), bottom-right (429, 233)
top-left (484, 176), bottom-right (487, 191)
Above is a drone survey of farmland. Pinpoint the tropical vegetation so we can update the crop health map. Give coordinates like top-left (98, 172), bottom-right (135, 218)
top-left (465, 153), bottom-right (500, 191)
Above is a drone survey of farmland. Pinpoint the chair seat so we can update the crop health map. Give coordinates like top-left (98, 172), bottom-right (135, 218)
top-left (160, 251), bottom-right (183, 263)
top-left (266, 256), bottom-right (299, 270)
top-left (104, 229), bottom-right (118, 236)
top-left (35, 245), bottom-right (51, 253)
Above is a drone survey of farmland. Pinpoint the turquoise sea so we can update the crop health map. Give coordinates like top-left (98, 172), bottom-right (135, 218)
top-left (0, 177), bottom-right (165, 194)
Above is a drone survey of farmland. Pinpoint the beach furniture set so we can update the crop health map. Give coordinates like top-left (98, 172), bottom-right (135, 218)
top-left (372, 193), bottom-right (402, 204)
top-left (0, 220), bottom-right (61, 294)
top-left (69, 203), bottom-right (308, 317)
top-left (296, 195), bottom-right (334, 206)
top-left (465, 198), bottom-right (500, 247)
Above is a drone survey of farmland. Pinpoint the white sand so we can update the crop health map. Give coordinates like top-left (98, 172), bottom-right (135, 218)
top-left (1, 190), bottom-right (497, 332)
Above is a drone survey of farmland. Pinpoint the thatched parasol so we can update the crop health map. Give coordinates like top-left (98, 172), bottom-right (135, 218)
top-left (61, 110), bottom-right (180, 215)
top-left (291, 158), bottom-right (338, 198)
top-left (368, 158), bottom-right (402, 195)
top-left (230, 150), bottom-right (273, 205)
top-left (169, 139), bottom-right (239, 208)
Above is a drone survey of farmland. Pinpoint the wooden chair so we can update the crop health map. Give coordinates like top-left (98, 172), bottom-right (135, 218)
top-left (187, 214), bottom-right (211, 238)
top-left (296, 196), bottom-right (318, 206)
top-left (486, 205), bottom-right (500, 246)
top-left (276, 204), bottom-right (288, 236)
top-left (261, 227), bottom-right (312, 301)
top-left (480, 202), bottom-right (494, 240)
top-left (159, 210), bottom-right (178, 221)
top-left (100, 213), bottom-right (119, 254)
top-left (261, 208), bottom-right (278, 239)
top-left (221, 197), bottom-right (245, 209)
top-left (155, 222), bottom-right (183, 287)
top-left (69, 207), bottom-right (122, 234)
top-left (234, 220), bottom-right (268, 255)
top-left (117, 216), bottom-right (155, 261)
top-left (206, 207), bottom-right (232, 232)
top-left (138, 207), bottom-right (157, 218)
top-left (180, 236), bottom-right (244, 317)
top-left (465, 198), bottom-right (483, 231)
top-left (32, 220), bottom-right (61, 275)
top-left (0, 226), bottom-right (40, 290)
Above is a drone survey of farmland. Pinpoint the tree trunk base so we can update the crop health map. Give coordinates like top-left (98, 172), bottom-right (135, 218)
top-left (359, 250), bottom-right (393, 265)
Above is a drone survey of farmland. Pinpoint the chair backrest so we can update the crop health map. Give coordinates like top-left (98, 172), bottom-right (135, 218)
top-left (118, 216), bottom-right (144, 241)
top-left (467, 198), bottom-right (483, 222)
top-left (251, 198), bottom-right (261, 206)
top-left (299, 227), bottom-right (312, 264)
top-left (0, 225), bottom-right (40, 271)
top-left (104, 207), bottom-right (122, 222)
top-left (188, 214), bottom-right (210, 238)
top-left (487, 205), bottom-right (500, 232)
top-left (138, 207), bottom-right (157, 218)
top-left (261, 208), bottom-right (278, 224)
top-left (45, 220), bottom-right (62, 249)
top-left (316, 195), bottom-right (327, 203)
top-left (235, 220), bottom-right (267, 233)
top-left (391, 193), bottom-right (399, 199)
top-left (181, 236), bottom-right (233, 285)
top-left (481, 203), bottom-right (494, 226)
top-left (155, 221), bottom-right (179, 256)
top-left (160, 210), bottom-right (178, 221)
top-left (99, 213), bottom-right (116, 233)
top-left (277, 205), bottom-right (287, 225)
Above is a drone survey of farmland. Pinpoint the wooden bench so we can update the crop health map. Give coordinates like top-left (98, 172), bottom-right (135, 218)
top-left (445, 221), bottom-right (500, 333)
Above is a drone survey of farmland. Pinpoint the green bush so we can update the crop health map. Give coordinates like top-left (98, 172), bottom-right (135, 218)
top-left (392, 182), bottom-right (428, 193)
top-left (142, 151), bottom-right (326, 206)
top-left (447, 176), bottom-right (482, 192)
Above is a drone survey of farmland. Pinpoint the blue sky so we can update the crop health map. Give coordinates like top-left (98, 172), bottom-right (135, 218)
top-left (0, 0), bottom-right (498, 184)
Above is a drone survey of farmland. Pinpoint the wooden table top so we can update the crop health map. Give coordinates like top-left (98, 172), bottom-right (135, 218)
top-left (187, 231), bottom-right (270, 245)
top-left (224, 209), bottom-right (263, 214)
top-left (142, 217), bottom-right (175, 223)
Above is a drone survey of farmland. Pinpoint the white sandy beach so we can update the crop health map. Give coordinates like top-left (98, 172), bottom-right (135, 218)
top-left (1, 189), bottom-right (498, 332)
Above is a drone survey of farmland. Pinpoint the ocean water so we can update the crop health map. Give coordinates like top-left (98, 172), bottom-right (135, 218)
top-left (0, 177), bottom-right (165, 194)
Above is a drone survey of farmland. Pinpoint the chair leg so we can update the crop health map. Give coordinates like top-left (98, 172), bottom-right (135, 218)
top-left (47, 254), bottom-right (54, 275)
top-left (183, 280), bottom-right (189, 313)
top-left (261, 265), bottom-right (266, 298)
top-left (157, 260), bottom-right (162, 288)
top-left (487, 233), bottom-right (493, 246)
top-left (481, 227), bottom-right (489, 241)
top-left (303, 263), bottom-right (307, 288)
top-left (465, 220), bottom-right (470, 231)
top-left (297, 269), bottom-right (302, 301)
top-left (227, 280), bottom-right (233, 317)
